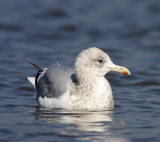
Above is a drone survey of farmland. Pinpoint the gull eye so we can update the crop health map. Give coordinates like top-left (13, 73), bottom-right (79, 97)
top-left (97, 59), bottom-right (103, 64)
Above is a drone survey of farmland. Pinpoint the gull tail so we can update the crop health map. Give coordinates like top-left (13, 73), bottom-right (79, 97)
top-left (24, 59), bottom-right (44, 88)
top-left (27, 77), bottom-right (36, 88)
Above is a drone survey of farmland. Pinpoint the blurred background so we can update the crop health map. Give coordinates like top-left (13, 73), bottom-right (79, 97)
top-left (0, 0), bottom-right (160, 142)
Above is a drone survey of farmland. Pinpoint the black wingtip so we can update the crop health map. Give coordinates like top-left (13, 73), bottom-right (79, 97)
top-left (24, 58), bottom-right (44, 72)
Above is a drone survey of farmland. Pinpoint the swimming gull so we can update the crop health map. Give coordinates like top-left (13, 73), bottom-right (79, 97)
top-left (26, 47), bottom-right (131, 110)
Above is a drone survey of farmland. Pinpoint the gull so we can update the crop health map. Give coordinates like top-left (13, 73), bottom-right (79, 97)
top-left (26, 47), bottom-right (131, 110)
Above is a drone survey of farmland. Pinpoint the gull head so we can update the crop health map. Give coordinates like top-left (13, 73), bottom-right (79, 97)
top-left (75, 47), bottom-right (131, 79)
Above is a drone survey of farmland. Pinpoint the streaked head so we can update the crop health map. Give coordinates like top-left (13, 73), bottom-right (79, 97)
top-left (75, 47), bottom-right (131, 78)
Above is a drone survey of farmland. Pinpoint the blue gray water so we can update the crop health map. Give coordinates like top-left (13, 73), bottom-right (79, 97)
top-left (0, 0), bottom-right (160, 142)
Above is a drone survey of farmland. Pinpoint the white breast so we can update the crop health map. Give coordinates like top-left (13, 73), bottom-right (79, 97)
top-left (68, 77), bottom-right (114, 110)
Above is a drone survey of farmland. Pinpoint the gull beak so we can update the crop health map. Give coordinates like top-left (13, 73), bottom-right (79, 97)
top-left (109, 65), bottom-right (131, 75)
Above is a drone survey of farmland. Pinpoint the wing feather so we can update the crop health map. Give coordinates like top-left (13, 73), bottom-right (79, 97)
top-left (36, 65), bottom-right (75, 99)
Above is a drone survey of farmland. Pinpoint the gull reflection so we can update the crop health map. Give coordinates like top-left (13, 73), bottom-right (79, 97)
top-left (33, 107), bottom-right (113, 133)
top-left (32, 107), bottom-right (130, 142)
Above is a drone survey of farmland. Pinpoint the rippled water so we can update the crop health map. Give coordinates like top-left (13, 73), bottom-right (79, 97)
top-left (0, 0), bottom-right (160, 142)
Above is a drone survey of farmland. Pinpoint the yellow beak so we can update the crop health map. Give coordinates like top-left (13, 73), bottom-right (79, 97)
top-left (109, 65), bottom-right (131, 75)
